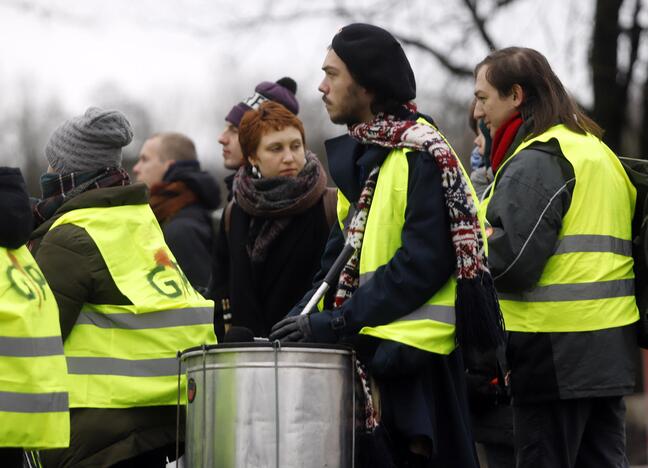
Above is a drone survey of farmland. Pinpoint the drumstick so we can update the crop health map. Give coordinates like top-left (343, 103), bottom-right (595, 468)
top-left (300, 243), bottom-right (355, 316)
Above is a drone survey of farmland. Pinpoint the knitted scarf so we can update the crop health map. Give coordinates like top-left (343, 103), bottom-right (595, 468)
top-left (234, 151), bottom-right (327, 262)
top-left (334, 166), bottom-right (379, 308)
top-left (149, 181), bottom-right (199, 223)
top-left (490, 112), bottom-right (523, 172)
top-left (33, 167), bottom-right (130, 227)
top-left (342, 103), bottom-right (504, 351)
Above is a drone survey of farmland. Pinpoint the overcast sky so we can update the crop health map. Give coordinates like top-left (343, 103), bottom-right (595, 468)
top-left (0, 0), bottom-right (645, 175)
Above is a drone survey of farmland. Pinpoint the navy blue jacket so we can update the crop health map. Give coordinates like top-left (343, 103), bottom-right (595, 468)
top-left (288, 113), bottom-right (455, 344)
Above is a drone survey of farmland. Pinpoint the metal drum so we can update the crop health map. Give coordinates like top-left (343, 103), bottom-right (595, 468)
top-left (181, 342), bottom-right (356, 468)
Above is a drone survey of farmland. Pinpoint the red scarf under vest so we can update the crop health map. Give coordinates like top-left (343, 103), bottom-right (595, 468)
top-left (490, 112), bottom-right (523, 172)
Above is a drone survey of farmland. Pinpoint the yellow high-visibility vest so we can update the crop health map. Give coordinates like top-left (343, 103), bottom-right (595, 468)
top-left (50, 203), bottom-right (217, 408)
top-left (481, 124), bottom-right (639, 332)
top-left (0, 245), bottom-right (69, 448)
top-left (332, 117), bottom-right (482, 355)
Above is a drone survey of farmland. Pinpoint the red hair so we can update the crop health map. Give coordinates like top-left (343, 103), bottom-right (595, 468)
top-left (239, 101), bottom-right (305, 162)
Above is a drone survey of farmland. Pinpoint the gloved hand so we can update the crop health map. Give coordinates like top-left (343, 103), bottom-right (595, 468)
top-left (269, 314), bottom-right (313, 342)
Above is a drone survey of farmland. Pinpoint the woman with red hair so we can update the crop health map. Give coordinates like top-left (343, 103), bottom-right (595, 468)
top-left (211, 101), bottom-right (335, 338)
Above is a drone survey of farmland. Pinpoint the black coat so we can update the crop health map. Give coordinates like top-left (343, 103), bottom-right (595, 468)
top-left (159, 161), bottom-right (220, 293)
top-left (211, 196), bottom-right (331, 338)
top-left (0, 167), bottom-right (32, 247)
top-left (287, 110), bottom-right (478, 467)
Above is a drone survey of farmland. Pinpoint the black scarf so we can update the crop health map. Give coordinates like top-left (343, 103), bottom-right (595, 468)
top-left (233, 151), bottom-right (327, 262)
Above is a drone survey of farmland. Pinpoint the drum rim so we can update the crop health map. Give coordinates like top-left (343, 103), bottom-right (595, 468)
top-left (179, 341), bottom-right (354, 357)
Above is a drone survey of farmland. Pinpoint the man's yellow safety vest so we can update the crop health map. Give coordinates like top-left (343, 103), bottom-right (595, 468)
top-left (0, 245), bottom-right (69, 448)
top-left (333, 118), bottom-right (481, 355)
top-left (481, 124), bottom-right (639, 332)
top-left (50, 203), bottom-right (217, 408)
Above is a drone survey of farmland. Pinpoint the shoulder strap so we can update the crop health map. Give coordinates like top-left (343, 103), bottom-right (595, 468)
top-left (322, 187), bottom-right (338, 229)
top-left (224, 200), bottom-right (234, 237)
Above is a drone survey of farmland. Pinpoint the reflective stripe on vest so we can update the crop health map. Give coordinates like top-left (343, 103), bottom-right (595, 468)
top-left (0, 336), bottom-right (65, 357)
top-left (50, 204), bottom-right (217, 408)
top-left (481, 125), bottom-right (638, 332)
top-left (336, 117), bottom-right (478, 355)
top-left (359, 272), bottom-right (456, 325)
top-left (66, 357), bottom-right (178, 377)
top-left (0, 246), bottom-right (69, 448)
top-left (0, 391), bottom-right (68, 413)
top-left (76, 307), bottom-right (213, 329)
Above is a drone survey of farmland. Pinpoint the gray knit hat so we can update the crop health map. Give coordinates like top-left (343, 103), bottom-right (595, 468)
top-left (45, 107), bottom-right (134, 174)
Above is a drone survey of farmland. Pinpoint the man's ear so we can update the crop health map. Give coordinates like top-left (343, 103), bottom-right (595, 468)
top-left (511, 84), bottom-right (524, 108)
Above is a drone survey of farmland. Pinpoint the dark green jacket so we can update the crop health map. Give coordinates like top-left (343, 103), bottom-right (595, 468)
top-left (32, 184), bottom-right (180, 468)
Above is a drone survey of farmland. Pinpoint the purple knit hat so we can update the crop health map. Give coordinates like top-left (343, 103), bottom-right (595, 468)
top-left (225, 77), bottom-right (299, 127)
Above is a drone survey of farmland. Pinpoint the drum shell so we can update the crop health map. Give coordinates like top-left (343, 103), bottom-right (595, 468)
top-left (181, 344), bottom-right (355, 468)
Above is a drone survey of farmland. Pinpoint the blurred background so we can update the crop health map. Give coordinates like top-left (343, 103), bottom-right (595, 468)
top-left (1, 0), bottom-right (648, 463)
top-left (1, 0), bottom-right (646, 191)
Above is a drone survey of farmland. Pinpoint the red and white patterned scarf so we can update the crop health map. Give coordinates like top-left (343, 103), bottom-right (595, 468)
top-left (342, 103), bottom-right (504, 351)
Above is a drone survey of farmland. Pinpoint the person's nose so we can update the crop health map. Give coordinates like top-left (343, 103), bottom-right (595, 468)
top-left (218, 131), bottom-right (227, 145)
top-left (318, 78), bottom-right (329, 95)
top-left (283, 149), bottom-right (297, 164)
top-left (473, 102), bottom-right (485, 120)
top-left (133, 161), bottom-right (141, 174)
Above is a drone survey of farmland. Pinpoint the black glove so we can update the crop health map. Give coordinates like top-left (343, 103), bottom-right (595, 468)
top-left (269, 314), bottom-right (312, 342)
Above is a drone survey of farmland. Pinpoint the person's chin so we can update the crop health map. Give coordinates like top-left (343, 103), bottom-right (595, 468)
top-left (329, 112), bottom-right (349, 125)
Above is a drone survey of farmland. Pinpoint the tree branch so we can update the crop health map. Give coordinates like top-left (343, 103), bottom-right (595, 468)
top-left (394, 34), bottom-right (473, 77)
top-left (621, 0), bottom-right (643, 93)
top-left (496, 0), bottom-right (521, 6)
top-left (461, 0), bottom-right (497, 50)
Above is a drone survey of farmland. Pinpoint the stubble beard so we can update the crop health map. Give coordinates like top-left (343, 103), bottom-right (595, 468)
top-left (325, 84), bottom-right (366, 126)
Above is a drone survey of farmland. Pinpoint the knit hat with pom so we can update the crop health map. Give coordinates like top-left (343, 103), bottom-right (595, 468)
top-left (225, 77), bottom-right (299, 127)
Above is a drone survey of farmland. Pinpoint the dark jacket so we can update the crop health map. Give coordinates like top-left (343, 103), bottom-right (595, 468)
top-left (158, 161), bottom-right (220, 294)
top-left (288, 116), bottom-right (456, 345)
top-left (485, 124), bottom-right (638, 404)
top-left (287, 112), bottom-right (478, 467)
top-left (224, 172), bottom-right (235, 201)
top-left (211, 194), bottom-right (331, 339)
top-left (31, 184), bottom-right (179, 468)
top-left (0, 167), bottom-right (33, 248)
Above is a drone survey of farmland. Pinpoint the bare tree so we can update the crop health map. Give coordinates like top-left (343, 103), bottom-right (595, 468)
top-left (591, 0), bottom-right (645, 154)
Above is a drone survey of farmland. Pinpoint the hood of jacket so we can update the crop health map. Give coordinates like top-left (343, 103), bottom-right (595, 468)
top-left (162, 160), bottom-right (221, 209)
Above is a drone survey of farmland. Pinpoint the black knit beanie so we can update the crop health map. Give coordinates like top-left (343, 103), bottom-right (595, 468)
top-left (332, 23), bottom-right (416, 103)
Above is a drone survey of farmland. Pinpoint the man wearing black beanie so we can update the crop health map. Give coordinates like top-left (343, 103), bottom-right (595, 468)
top-left (271, 23), bottom-right (501, 467)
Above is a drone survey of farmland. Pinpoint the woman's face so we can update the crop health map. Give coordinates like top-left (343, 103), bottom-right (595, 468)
top-left (249, 126), bottom-right (306, 178)
top-left (473, 125), bottom-right (486, 155)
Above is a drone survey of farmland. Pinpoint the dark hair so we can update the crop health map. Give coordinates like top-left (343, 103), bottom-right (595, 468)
top-left (468, 98), bottom-right (478, 134)
top-left (474, 47), bottom-right (602, 139)
top-left (342, 64), bottom-right (402, 115)
top-left (153, 132), bottom-right (197, 162)
top-left (369, 94), bottom-right (403, 115)
top-left (239, 101), bottom-right (306, 162)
